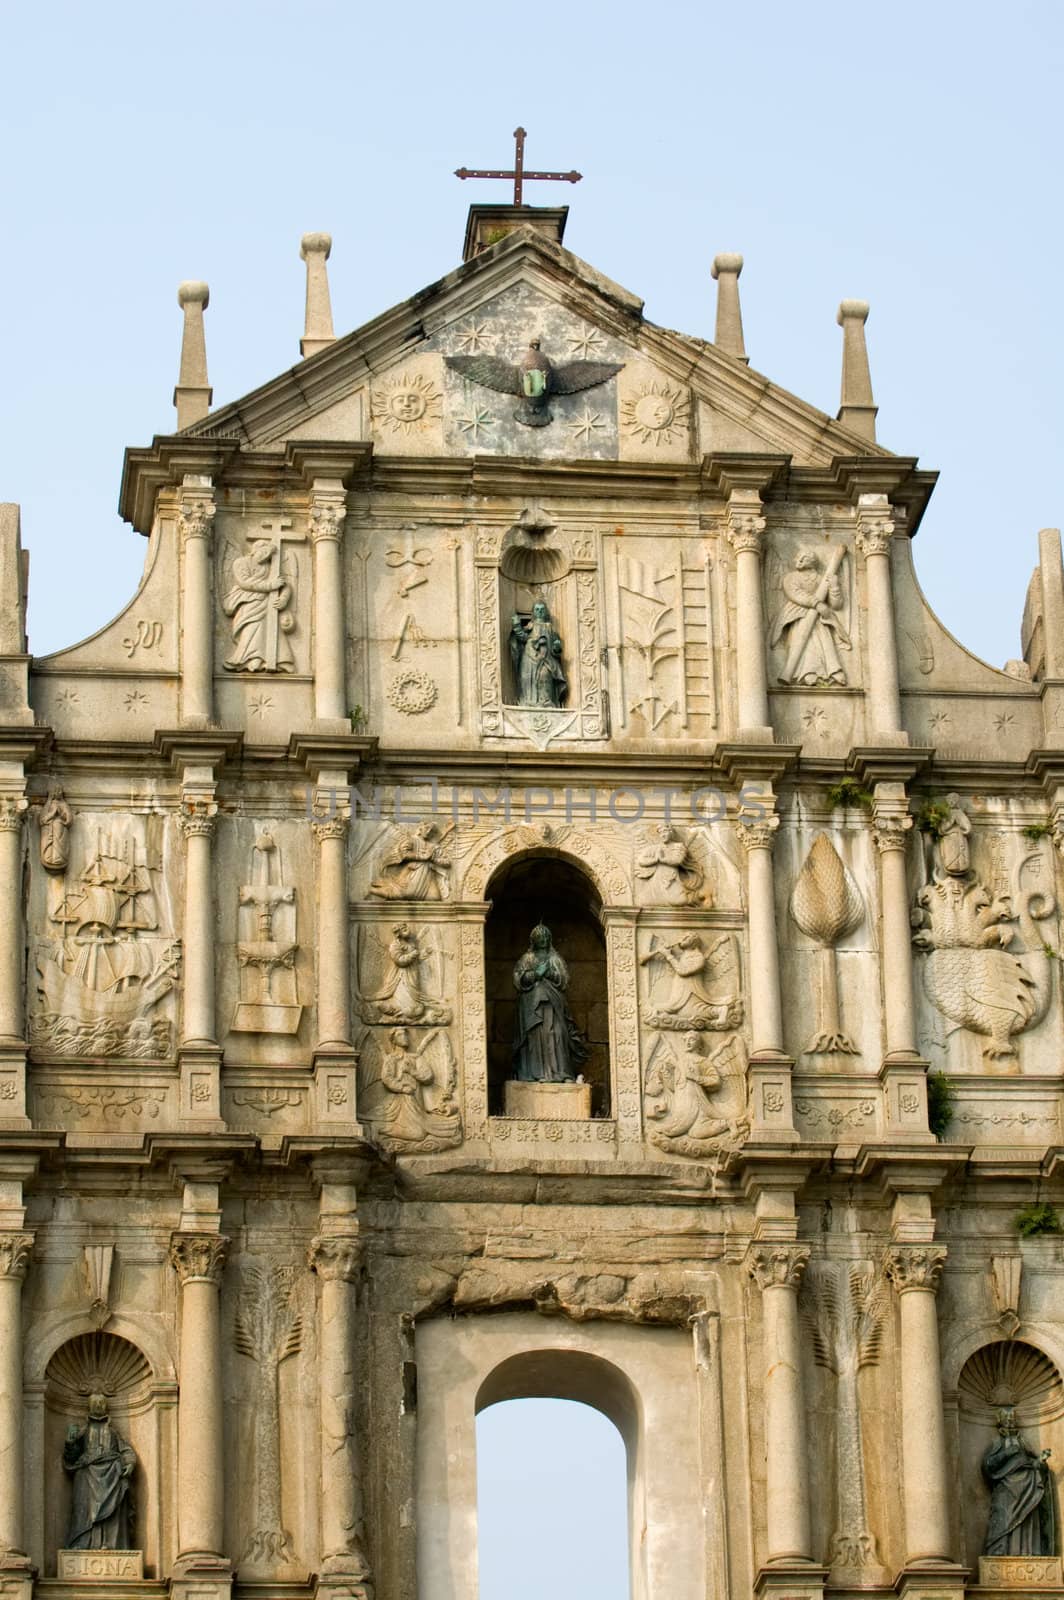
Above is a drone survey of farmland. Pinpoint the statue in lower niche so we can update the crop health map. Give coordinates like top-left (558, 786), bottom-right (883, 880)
top-left (512, 923), bottom-right (588, 1082)
top-left (509, 600), bottom-right (568, 707)
top-left (982, 1407), bottom-right (1057, 1557)
top-left (63, 1392), bottom-right (136, 1550)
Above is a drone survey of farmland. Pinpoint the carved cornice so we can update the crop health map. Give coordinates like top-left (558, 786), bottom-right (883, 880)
top-left (169, 1231), bottom-right (230, 1286)
top-left (0, 1232), bottom-right (33, 1281)
top-left (746, 1243), bottom-right (810, 1291)
top-left (883, 1243), bottom-right (947, 1293)
top-left (738, 813), bottom-right (780, 854)
top-left (308, 1233), bottom-right (362, 1283)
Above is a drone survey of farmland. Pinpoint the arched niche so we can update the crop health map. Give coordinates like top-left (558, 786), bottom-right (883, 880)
top-left (415, 1313), bottom-right (706, 1600)
top-left (484, 853), bottom-right (609, 1115)
top-left (955, 1337), bottom-right (1064, 1569)
top-left (39, 1330), bottom-right (173, 1579)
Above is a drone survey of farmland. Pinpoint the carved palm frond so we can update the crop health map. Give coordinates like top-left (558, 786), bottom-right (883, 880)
top-left (234, 1263), bottom-right (302, 1364)
top-left (801, 1267), bottom-right (839, 1372)
top-left (850, 1265), bottom-right (886, 1369)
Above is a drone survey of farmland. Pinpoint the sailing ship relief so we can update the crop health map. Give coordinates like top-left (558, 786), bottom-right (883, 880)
top-left (31, 821), bottom-right (180, 1059)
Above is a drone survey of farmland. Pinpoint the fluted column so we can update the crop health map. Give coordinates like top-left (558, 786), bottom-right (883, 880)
top-left (308, 1235), bottom-right (372, 1591)
top-left (312, 816), bottom-right (351, 1053)
top-left (179, 812), bottom-right (217, 1047)
top-left (739, 812), bottom-right (783, 1055)
top-left (309, 491), bottom-right (348, 723)
top-left (746, 1244), bottom-right (813, 1564)
top-left (0, 804), bottom-right (26, 1043)
top-left (169, 1232), bottom-right (230, 1566)
top-left (0, 1233), bottom-right (33, 1566)
top-left (856, 496), bottom-right (903, 739)
top-left (178, 484), bottom-right (216, 726)
top-left (872, 789), bottom-right (917, 1058)
top-left (884, 1245), bottom-right (951, 1565)
top-left (726, 491), bottom-right (771, 734)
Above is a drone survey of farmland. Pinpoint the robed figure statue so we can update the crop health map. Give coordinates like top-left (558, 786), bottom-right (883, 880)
top-left (982, 1408), bottom-right (1057, 1557)
top-left (63, 1393), bottom-right (136, 1550)
top-left (509, 601), bottom-right (568, 707)
top-left (512, 924), bottom-right (589, 1082)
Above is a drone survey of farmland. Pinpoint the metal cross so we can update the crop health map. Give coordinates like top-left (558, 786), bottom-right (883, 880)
top-left (455, 127), bottom-right (581, 207)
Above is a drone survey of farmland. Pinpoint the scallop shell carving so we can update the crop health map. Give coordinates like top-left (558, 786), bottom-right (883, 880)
top-left (790, 833), bottom-right (863, 948)
top-left (958, 1339), bottom-right (1064, 1425)
top-left (45, 1332), bottom-right (151, 1404)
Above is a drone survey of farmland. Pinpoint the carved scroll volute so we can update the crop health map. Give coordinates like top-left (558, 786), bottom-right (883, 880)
top-left (790, 832), bottom-right (863, 1055)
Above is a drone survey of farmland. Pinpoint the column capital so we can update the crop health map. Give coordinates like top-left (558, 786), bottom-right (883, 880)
top-left (178, 810), bottom-right (217, 841)
top-left (855, 494), bottom-right (896, 558)
top-left (0, 801), bottom-right (26, 834)
top-left (739, 812), bottom-right (780, 854)
top-left (725, 489), bottom-right (767, 554)
top-left (0, 1232), bottom-right (33, 1280)
top-left (309, 499), bottom-right (347, 544)
top-left (169, 1231), bottom-right (229, 1285)
top-left (312, 815), bottom-right (349, 844)
top-left (883, 1243), bottom-right (947, 1294)
top-left (308, 1233), bottom-right (362, 1282)
top-left (745, 1242), bottom-right (810, 1292)
top-left (872, 812), bottom-right (912, 854)
top-left (177, 495), bottom-right (216, 545)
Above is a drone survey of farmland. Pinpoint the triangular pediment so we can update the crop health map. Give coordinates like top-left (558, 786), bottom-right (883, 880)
top-left (185, 227), bottom-right (892, 468)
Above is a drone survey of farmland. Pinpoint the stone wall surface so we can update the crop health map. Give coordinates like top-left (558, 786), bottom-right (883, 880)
top-left (0, 217), bottom-right (1060, 1600)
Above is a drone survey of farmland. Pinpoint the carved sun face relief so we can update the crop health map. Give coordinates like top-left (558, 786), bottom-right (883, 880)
top-left (621, 381), bottom-right (690, 445)
top-left (371, 372), bottom-right (443, 436)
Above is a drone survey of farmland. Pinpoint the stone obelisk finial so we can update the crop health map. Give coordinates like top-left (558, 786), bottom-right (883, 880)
top-left (300, 232), bottom-right (336, 358)
top-left (836, 299), bottom-right (877, 442)
top-left (711, 253), bottom-right (748, 363)
top-left (173, 282), bottom-right (212, 431)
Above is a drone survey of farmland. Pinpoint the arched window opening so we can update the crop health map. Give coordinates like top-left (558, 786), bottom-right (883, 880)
top-left (484, 853), bottom-right (609, 1115)
top-left (476, 1397), bottom-right (630, 1599)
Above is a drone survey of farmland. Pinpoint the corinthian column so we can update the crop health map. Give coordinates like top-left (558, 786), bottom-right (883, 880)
top-left (179, 811), bottom-right (217, 1049)
top-left (739, 812), bottom-right (783, 1056)
top-left (0, 804), bottom-right (26, 1044)
top-left (312, 816), bottom-right (351, 1055)
top-left (308, 1235), bottom-right (372, 1595)
top-left (746, 1244), bottom-right (813, 1565)
top-left (726, 491), bottom-right (771, 735)
top-left (309, 490), bottom-right (348, 723)
top-left (883, 1245), bottom-right (951, 1565)
top-left (856, 496), bottom-right (903, 740)
top-left (169, 1232), bottom-right (230, 1571)
top-left (0, 1233), bottom-right (33, 1570)
top-left (871, 788), bottom-right (916, 1059)
top-left (178, 482), bottom-right (216, 727)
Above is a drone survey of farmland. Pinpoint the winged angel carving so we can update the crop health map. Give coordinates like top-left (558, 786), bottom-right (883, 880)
top-left (446, 339), bottom-right (623, 428)
top-left (356, 923), bottom-right (451, 1026)
top-left (358, 1025), bottom-right (462, 1154)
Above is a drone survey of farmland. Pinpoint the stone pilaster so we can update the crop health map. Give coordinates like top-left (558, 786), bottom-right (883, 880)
top-left (0, 800), bottom-right (29, 1124)
top-left (871, 787), bottom-right (919, 1062)
top-left (0, 1232), bottom-right (33, 1593)
top-left (178, 806), bottom-right (223, 1126)
top-left (169, 1230), bottom-right (231, 1594)
top-left (311, 812), bottom-right (359, 1126)
top-left (883, 1244), bottom-right (953, 1569)
top-left (746, 1244), bottom-right (818, 1578)
top-left (856, 495), bottom-right (905, 742)
top-left (726, 491), bottom-right (772, 737)
top-left (308, 1234), bottom-right (373, 1599)
top-left (309, 489), bottom-right (349, 724)
top-left (177, 480), bottom-right (216, 727)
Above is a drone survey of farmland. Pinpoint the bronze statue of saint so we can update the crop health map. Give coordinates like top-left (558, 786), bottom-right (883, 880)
top-left (512, 923), bottom-right (588, 1082)
top-left (509, 601), bottom-right (568, 707)
top-left (982, 1407), bottom-right (1056, 1557)
top-left (63, 1392), bottom-right (136, 1550)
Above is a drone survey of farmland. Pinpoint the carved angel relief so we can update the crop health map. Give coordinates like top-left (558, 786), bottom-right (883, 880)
top-left (789, 833), bottom-right (863, 1054)
top-left (634, 824), bottom-right (704, 906)
top-left (231, 833), bottom-right (302, 1035)
top-left (640, 933), bottom-right (742, 1031)
top-left (368, 822), bottom-right (452, 901)
top-left (357, 1025), bottom-right (461, 1154)
top-left (356, 923), bottom-right (451, 1026)
top-left (644, 1032), bottom-right (748, 1158)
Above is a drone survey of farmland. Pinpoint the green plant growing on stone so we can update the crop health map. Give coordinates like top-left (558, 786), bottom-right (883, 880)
top-left (349, 705), bottom-right (367, 732)
top-left (826, 777), bottom-right (874, 812)
top-left (916, 797), bottom-right (952, 840)
top-left (1015, 1202), bottom-right (1062, 1238)
top-left (1022, 821), bottom-right (1053, 842)
top-left (926, 1070), bottom-right (955, 1140)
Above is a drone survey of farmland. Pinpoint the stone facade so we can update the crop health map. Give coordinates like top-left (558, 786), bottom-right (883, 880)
top-left (0, 206), bottom-right (1061, 1600)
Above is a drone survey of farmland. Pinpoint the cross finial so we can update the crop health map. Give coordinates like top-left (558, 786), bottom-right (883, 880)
top-left (455, 127), bottom-right (581, 207)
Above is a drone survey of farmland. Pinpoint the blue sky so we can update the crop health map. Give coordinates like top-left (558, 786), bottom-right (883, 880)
top-left (3, 2), bottom-right (1061, 1592)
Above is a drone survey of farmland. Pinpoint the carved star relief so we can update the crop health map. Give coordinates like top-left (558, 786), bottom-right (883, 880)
top-left (568, 327), bottom-right (605, 358)
top-left (568, 406), bottom-right (607, 443)
top-left (458, 406), bottom-right (496, 441)
top-left (455, 321), bottom-right (492, 353)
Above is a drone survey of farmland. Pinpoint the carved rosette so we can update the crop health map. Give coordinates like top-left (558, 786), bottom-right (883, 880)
top-left (309, 500), bottom-right (346, 544)
top-left (0, 1232), bottom-right (33, 1280)
top-left (312, 816), bottom-right (349, 845)
top-left (746, 1243), bottom-right (811, 1292)
top-left (883, 1243), bottom-right (947, 1294)
top-left (459, 923), bottom-right (488, 1139)
top-left (872, 812), bottom-right (912, 854)
top-left (308, 1234), bottom-right (362, 1283)
top-left (177, 497), bottom-right (215, 544)
top-left (738, 813), bottom-right (780, 854)
top-left (169, 1231), bottom-right (230, 1285)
